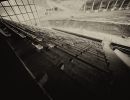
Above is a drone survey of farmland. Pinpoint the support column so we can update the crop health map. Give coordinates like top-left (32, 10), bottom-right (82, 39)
top-left (91, 0), bottom-right (95, 11)
top-left (106, 0), bottom-right (111, 11)
top-left (119, 0), bottom-right (126, 10)
top-left (111, 0), bottom-right (119, 11)
top-left (99, 0), bottom-right (103, 11)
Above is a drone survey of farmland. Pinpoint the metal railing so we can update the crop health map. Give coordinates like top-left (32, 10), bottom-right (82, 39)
top-left (81, 0), bottom-right (130, 12)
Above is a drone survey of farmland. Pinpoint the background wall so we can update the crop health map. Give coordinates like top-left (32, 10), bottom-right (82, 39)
top-left (0, 0), bottom-right (130, 26)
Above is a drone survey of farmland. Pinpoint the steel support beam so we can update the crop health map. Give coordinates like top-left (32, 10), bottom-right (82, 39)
top-left (99, 0), bottom-right (103, 11)
top-left (106, 0), bottom-right (111, 10)
top-left (113, 0), bottom-right (119, 9)
top-left (91, 0), bottom-right (95, 11)
top-left (119, 0), bottom-right (126, 10)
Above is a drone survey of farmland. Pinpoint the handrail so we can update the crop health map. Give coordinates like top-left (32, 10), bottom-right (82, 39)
top-left (0, 28), bottom-right (11, 37)
top-left (114, 49), bottom-right (130, 67)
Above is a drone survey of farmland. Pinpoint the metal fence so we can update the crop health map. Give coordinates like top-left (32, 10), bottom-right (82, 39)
top-left (81, 0), bottom-right (130, 12)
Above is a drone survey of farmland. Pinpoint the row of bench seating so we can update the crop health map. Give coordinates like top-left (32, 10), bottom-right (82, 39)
top-left (1, 20), bottom-right (102, 99)
top-left (2, 19), bottom-right (110, 73)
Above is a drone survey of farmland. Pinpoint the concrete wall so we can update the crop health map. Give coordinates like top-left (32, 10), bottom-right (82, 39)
top-left (41, 19), bottom-right (130, 37)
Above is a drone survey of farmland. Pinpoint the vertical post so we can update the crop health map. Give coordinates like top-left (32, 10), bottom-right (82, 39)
top-left (26, 0), bottom-right (37, 25)
top-left (119, 0), bottom-right (126, 10)
top-left (0, 2), bottom-right (12, 21)
top-left (106, 0), bottom-right (111, 10)
top-left (113, 0), bottom-right (119, 10)
top-left (14, 0), bottom-right (27, 24)
top-left (21, 0), bottom-right (32, 24)
top-left (99, 0), bottom-right (103, 11)
top-left (7, 0), bottom-right (20, 23)
top-left (91, 0), bottom-right (95, 11)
